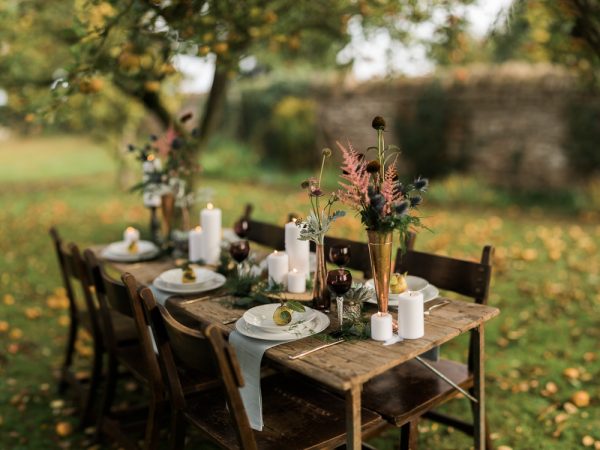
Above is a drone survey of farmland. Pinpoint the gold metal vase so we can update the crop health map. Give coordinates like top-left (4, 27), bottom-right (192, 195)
top-left (367, 230), bottom-right (393, 314)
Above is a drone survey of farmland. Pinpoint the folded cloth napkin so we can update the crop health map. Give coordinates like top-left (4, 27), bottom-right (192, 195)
top-left (228, 331), bottom-right (293, 431)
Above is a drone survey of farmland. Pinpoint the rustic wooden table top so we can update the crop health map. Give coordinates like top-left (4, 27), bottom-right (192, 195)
top-left (101, 251), bottom-right (500, 392)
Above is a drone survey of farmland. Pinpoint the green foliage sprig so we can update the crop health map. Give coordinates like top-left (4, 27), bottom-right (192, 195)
top-left (296, 148), bottom-right (346, 244)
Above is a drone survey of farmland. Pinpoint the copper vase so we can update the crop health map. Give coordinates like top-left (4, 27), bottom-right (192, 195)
top-left (160, 192), bottom-right (175, 240)
top-left (312, 243), bottom-right (331, 311)
top-left (367, 230), bottom-right (393, 314)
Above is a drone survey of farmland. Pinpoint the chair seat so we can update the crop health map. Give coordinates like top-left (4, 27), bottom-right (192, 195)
top-left (79, 310), bottom-right (138, 343)
top-left (362, 358), bottom-right (472, 427)
top-left (185, 375), bottom-right (383, 450)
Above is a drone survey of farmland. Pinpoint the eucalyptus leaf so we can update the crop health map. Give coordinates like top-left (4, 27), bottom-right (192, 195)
top-left (285, 300), bottom-right (306, 312)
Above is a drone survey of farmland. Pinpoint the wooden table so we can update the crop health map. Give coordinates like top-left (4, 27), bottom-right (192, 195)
top-left (108, 257), bottom-right (500, 450)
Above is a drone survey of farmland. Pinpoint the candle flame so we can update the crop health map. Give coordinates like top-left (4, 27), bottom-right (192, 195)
top-left (126, 226), bottom-right (135, 232)
top-left (147, 154), bottom-right (155, 161)
top-left (274, 250), bottom-right (278, 254)
top-left (292, 268), bottom-right (298, 273)
top-left (207, 202), bottom-right (213, 210)
top-left (292, 218), bottom-right (297, 223)
top-left (195, 226), bottom-right (202, 232)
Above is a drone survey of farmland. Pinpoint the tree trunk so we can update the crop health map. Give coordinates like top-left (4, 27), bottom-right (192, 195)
top-left (198, 55), bottom-right (230, 149)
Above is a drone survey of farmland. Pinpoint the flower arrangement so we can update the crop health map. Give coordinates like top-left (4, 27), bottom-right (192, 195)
top-left (296, 148), bottom-right (345, 244)
top-left (127, 112), bottom-right (202, 200)
top-left (127, 113), bottom-right (204, 234)
top-left (337, 116), bottom-right (428, 246)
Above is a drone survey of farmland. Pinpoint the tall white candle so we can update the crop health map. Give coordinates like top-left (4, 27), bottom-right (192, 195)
top-left (267, 251), bottom-right (289, 287)
top-left (370, 312), bottom-right (393, 341)
top-left (123, 227), bottom-right (140, 243)
top-left (200, 203), bottom-right (222, 264)
top-left (397, 291), bottom-right (424, 339)
top-left (188, 226), bottom-right (204, 262)
top-left (285, 220), bottom-right (310, 279)
top-left (287, 268), bottom-right (306, 293)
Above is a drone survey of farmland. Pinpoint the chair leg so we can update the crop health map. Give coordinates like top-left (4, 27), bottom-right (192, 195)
top-left (94, 354), bottom-right (118, 444)
top-left (58, 317), bottom-right (78, 394)
top-left (144, 392), bottom-right (164, 450)
top-left (79, 343), bottom-right (104, 429)
top-left (399, 419), bottom-right (418, 450)
top-left (471, 324), bottom-right (486, 450)
top-left (169, 410), bottom-right (187, 450)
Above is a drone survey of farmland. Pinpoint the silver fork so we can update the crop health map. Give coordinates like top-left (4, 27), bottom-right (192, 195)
top-left (424, 299), bottom-right (450, 315)
top-left (288, 339), bottom-right (345, 360)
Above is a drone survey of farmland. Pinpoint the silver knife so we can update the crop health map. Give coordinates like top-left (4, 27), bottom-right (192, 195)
top-left (288, 339), bottom-right (345, 360)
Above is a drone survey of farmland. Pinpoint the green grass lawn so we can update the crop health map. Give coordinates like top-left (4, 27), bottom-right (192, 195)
top-left (0, 135), bottom-right (598, 449)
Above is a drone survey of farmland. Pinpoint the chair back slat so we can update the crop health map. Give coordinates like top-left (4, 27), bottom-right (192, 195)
top-left (49, 228), bottom-right (79, 315)
top-left (395, 247), bottom-right (493, 304)
top-left (122, 273), bottom-right (164, 389)
top-left (246, 219), bottom-right (286, 250)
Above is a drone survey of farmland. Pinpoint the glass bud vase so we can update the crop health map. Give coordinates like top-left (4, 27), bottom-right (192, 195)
top-left (160, 192), bottom-right (175, 239)
top-left (312, 243), bottom-right (331, 311)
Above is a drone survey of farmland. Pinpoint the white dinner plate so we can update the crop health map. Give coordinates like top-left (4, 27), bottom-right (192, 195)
top-left (235, 310), bottom-right (330, 341)
top-left (242, 303), bottom-right (316, 333)
top-left (159, 268), bottom-right (219, 289)
top-left (152, 272), bottom-right (226, 294)
top-left (365, 283), bottom-right (440, 307)
top-left (101, 240), bottom-right (160, 262)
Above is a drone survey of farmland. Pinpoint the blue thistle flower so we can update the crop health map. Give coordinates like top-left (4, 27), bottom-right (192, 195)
top-left (410, 195), bottom-right (422, 207)
top-left (395, 200), bottom-right (410, 215)
top-left (414, 177), bottom-right (429, 192)
top-left (171, 137), bottom-right (183, 149)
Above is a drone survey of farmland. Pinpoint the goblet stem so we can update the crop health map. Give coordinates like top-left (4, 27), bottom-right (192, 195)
top-left (336, 296), bottom-right (344, 329)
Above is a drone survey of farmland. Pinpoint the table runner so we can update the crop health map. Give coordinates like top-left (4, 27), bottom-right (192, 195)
top-left (228, 330), bottom-right (293, 431)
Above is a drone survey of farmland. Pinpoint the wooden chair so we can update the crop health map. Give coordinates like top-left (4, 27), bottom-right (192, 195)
top-left (361, 244), bottom-right (495, 450)
top-left (140, 287), bottom-right (384, 450)
top-left (84, 250), bottom-right (217, 449)
top-left (49, 228), bottom-right (137, 428)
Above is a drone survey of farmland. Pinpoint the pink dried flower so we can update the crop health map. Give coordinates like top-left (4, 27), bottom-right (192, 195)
top-left (336, 140), bottom-right (369, 208)
top-left (381, 157), bottom-right (400, 214)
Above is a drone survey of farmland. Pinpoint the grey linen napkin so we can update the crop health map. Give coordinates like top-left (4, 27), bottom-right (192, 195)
top-left (228, 330), bottom-right (293, 431)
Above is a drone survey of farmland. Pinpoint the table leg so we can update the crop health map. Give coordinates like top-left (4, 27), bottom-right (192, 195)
top-left (473, 324), bottom-right (485, 450)
top-left (345, 384), bottom-right (362, 450)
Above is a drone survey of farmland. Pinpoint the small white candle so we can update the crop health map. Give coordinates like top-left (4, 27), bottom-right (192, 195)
top-left (370, 312), bottom-right (393, 341)
top-left (287, 268), bottom-right (306, 293)
top-left (123, 227), bottom-right (140, 243)
top-left (267, 251), bottom-right (289, 287)
top-left (188, 226), bottom-right (204, 262)
top-left (397, 291), bottom-right (424, 339)
top-left (200, 203), bottom-right (222, 264)
top-left (143, 154), bottom-right (157, 173)
top-left (285, 220), bottom-right (310, 279)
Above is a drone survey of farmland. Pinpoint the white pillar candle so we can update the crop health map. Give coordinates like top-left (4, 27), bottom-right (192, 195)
top-left (123, 227), bottom-right (140, 243)
top-left (397, 291), bottom-right (424, 339)
top-left (188, 226), bottom-right (204, 262)
top-left (285, 220), bottom-right (310, 279)
top-left (370, 312), bottom-right (393, 341)
top-left (267, 251), bottom-right (289, 287)
top-left (287, 268), bottom-right (306, 293)
top-left (200, 203), bottom-right (222, 264)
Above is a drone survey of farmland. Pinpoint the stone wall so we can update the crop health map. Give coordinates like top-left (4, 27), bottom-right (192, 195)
top-left (316, 64), bottom-right (597, 189)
